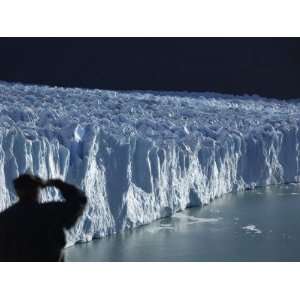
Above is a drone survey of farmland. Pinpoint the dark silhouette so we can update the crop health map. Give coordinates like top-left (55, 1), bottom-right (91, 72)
top-left (0, 174), bottom-right (87, 262)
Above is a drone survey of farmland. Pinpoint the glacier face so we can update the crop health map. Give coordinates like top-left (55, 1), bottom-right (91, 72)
top-left (0, 81), bottom-right (299, 245)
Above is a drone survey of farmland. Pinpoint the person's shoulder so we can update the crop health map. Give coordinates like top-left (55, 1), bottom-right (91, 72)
top-left (0, 203), bottom-right (19, 217)
top-left (0, 203), bottom-right (20, 226)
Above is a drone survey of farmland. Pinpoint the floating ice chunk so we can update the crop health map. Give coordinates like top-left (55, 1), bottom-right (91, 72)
top-left (242, 224), bottom-right (262, 234)
top-left (174, 213), bottom-right (221, 224)
top-left (147, 225), bottom-right (174, 234)
top-left (159, 223), bottom-right (174, 228)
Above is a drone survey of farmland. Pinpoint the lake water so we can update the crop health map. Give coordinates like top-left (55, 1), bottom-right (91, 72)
top-left (65, 184), bottom-right (300, 261)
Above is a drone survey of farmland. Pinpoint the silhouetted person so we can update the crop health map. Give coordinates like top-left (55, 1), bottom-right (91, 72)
top-left (0, 174), bottom-right (87, 262)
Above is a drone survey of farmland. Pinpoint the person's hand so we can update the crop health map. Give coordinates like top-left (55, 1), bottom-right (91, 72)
top-left (45, 178), bottom-right (64, 188)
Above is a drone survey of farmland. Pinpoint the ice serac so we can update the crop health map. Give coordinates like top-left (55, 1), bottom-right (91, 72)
top-left (0, 81), bottom-right (299, 245)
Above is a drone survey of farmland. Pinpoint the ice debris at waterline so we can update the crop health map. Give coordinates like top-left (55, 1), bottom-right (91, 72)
top-left (242, 225), bottom-right (262, 234)
top-left (0, 81), bottom-right (300, 245)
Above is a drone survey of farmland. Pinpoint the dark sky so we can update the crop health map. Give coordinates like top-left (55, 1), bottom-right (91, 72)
top-left (0, 38), bottom-right (299, 99)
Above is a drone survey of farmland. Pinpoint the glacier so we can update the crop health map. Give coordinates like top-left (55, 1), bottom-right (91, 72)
top-left (0, 80), bottom-right (299, 245)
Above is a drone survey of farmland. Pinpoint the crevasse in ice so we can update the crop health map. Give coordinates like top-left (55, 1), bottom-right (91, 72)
top-left (0, 81), bottom-right (299, 245)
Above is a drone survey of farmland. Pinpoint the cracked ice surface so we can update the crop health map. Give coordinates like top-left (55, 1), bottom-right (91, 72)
top-left (0, 81), bottom-right (299, 245)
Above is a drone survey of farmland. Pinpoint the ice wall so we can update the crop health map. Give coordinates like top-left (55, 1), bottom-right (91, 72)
top-left (0, 81), bottom-right (299, 245)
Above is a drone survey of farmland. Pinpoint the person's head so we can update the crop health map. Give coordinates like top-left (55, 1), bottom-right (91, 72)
top-left (13, 174), bottom-right (44, 202)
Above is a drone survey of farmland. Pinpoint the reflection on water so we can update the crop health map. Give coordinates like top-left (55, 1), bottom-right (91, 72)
top-left (65, 184), bottom-right (300, 261)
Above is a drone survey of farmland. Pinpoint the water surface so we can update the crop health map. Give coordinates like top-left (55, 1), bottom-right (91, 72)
top-left (66, 184), bottom-right (300, 261)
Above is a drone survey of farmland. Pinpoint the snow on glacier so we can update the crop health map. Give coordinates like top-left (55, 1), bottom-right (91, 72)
top-left (0, 80), bottom-right (299, 245)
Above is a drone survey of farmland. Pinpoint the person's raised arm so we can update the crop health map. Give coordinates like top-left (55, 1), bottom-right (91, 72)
top-left (45, 179), bottom-right (87, 229)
